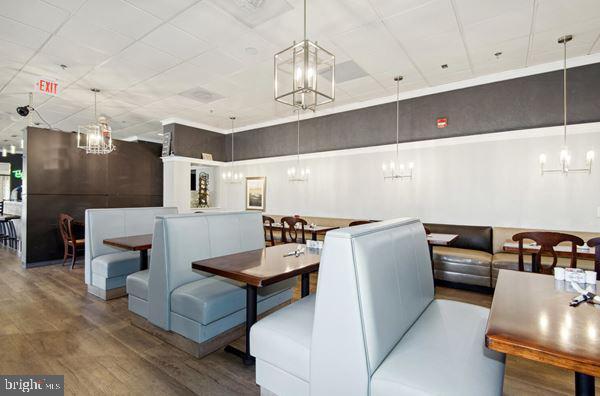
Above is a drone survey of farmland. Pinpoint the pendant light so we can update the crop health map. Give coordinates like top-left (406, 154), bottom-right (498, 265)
top-left (382, 76), bottom-right (413, 180)
top-left (77, 88), bottom-right (115, 155)
top-left (222, 116), bottom-right (244, 183)
top-left (274, 0), bottom-right (335, 111)
top-left (287, 110), bottom-right (310, 182)
top-left (539, 35), bottom-right (594, 175)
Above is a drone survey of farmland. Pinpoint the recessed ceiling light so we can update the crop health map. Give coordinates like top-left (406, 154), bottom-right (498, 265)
top-left (441, 64), bottom-right (448, 69)
top-left (244, 47), bottom-right (258, 55)
top-left (494, 52), bottom-right (502, 59)
top-left (60, 64), bottom-right (68, 70)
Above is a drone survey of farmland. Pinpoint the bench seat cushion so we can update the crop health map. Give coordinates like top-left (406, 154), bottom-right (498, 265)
top-left (171, 276), bottom-right (296, 326)
top-left (92, 251), bottom-right (141, 278)
top-left (433, 247), bottom-right (493, 287)
top-left (126, 270), bottom-right (149, 300)
top-left (371, 299), bottom-right (505, 396)
top-left (251, 294), bottom-right (315, 382)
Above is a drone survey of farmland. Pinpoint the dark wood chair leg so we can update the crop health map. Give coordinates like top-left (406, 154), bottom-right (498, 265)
top-left (70, 247), bottom-right (77, 270)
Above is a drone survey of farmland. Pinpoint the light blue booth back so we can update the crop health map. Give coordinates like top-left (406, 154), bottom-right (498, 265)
top-left (147, 211), bottom-right (265, 330)
top-left (85, 207), bottom-right (178, 286)
top-left (309, 218), bottom-right (433, 395)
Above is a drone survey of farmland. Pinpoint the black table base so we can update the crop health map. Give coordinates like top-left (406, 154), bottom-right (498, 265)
top-left (224, 285), bottom-right (257, 366)
top-left (140, 250), bottom-right (149, 270)
top-left (576, 372), bottom-right (595, 396)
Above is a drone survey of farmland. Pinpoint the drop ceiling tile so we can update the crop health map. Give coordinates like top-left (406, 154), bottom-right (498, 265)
top-left (338, 75), bottom-right (384, 96)
top-left (142, 24), bottom-right (210, 59)
top-left (453, 0), bottom-right (533, 26)
top-left (209, 0), bottom-right (294, 28)
top-left (383, 0), bottom-right (458, 42)
top-left (463, 11), bottom-right (532, 50)
top-left (333, 21), bottom-right (397, 56)
top-left (369, 0), bottom-right (434, 18)
top-left (200, 77), bottom-right (244, 98)
top-left (43, 0), bottom-right (87, 13)
top-left (76, 0), bottom-right (162, 39)
top-left (116, 42), bottom-right (182, 73)
top-left (401, 29), bottom-right (470, 75)
top-left (24, 58), bottom-right (92, 86)
top-left (189, 49), bottom-right (245, 76)
top-left (80, 61), bottom-right (156, 91)
top-left (0, 15), bottom-right (50, 49)
top-left (171, 1), bottom-right (248, 45)
top-left (219, 30), bottom-right (279, 64)
top-left (308, 0), bottom-right (379, 37)
top-left (528, 43), bottom-right (591, 66)
top-left (0, 0), bottom-right (69, 33)
top-left (0, 40), bottom-right (36, 64)
top-left (530, 18), bottom-right (600, 55)
top-left (426, 69), bottom-right (473, 86)
top-left (39, 36), bottom-right (110, 69)
top-left (469, 36), bottom-right (529, 69)
top-left (535, 0), bottom-right (600, 34)
top-left (131, 62), bottom-right (214, 96)
top-left (57, 16), bottom-right (134, 55)
top-left (123, 0), bottom-right (197, 20)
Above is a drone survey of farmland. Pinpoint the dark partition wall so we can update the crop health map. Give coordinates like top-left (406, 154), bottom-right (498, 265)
top-left (23, 127), bottom-right (163, 266)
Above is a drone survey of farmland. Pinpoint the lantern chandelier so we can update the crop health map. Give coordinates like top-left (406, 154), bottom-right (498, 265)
top-left (382, 76), bottom-right (414, 181)
top-left (274, 0), bottom-right (335, 111)
top-left (222, 116), bottom-right (244, 183)
top-left (539, 35), bottom-right (594, 175)
top-left (77, 88), bottom-right (115, 155)
top-left (287, 110), bottom-right (310, 182)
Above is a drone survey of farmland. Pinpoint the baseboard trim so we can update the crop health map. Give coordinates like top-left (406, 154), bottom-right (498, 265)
top-left (130, 301), bottom-right (290, 358)
top-left (87, 285), bottom-right (127, 300)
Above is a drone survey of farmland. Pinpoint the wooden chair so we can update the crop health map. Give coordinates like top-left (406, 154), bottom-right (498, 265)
top-left (587, 237), bottom-right (600, 280)
top-left (423, 225), bottom-right (431, 235)
top-left (263, 215), bottom-right (277, 246)
top-left (349, 220), bottom-right (374, 227)
top-left (281, 216), bottom-right (307, 244)
top-left (512, 232), bottom-right (584, 275)
top-left (58, 213), bottom-right (85, 269)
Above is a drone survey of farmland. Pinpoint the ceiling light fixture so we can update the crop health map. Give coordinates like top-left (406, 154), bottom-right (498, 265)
top-left (287, 110), bottom-right (310, 182)
top-left (274, 0), bottom-right (335, 111)
top-left (20, 139), bottom-right (24, 149)
top-left (539, 35), bottom-right (593, 175)
top-left (9, 145), bottom-right (15, 154)
top-left (382, 76), bottom-right (413, 181)
top-left (77, 88), bottom-right (115, 155)
top-left (441, 64), bottom-right (448, 69)
top-left (222, 116), bottom-right (243, 183)
top-left (1, 148), bottom-right (6, 157)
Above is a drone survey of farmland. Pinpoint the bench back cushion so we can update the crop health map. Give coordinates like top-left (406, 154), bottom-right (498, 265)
top-left (148, 211), bottom-right (264, 329)
top-left (85, 207), bottom-right (178, 284)
top-left (425, 223), bottom-right (493, 253)
top-left (310, 218), bottom-right (433, 396)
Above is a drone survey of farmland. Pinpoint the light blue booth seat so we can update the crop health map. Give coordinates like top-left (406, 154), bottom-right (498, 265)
top-left (250, 218), bottom-right (506, 396)
top-left (126, 211), bottom-right (294, 349)
top-left (85, 207), bottom-right (178, 300)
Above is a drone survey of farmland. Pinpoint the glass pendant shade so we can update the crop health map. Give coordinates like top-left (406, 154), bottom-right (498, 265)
top-left (222, 116), bottom-right (243, 184)
top-left (274, 0), bottom-right (334, 111)
top-left (77, 88), bottom-right (115, 155)
top-left (539, 35), bottom-right (593, 175)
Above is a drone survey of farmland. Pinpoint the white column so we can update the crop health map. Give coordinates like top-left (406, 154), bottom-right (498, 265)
top-left (162, 157), bottom-right (191, 212)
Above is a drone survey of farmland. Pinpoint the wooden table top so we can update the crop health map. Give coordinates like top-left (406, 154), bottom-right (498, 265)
top-left (486, 270), bottom-right (600, 377)
top-left (192, 243), bottom-right (321, 288)
top-left (267, 223), bottom-right (339, 233)
top-left (427, 233), bottom-right (459, 246)
top-left (103, 234), bottom-right (153, 251)
top-left (503, 242), bottom-right (596, 261)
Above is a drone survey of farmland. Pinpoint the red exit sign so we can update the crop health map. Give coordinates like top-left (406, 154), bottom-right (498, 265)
top-left (436, 117), bottom-right (448, 128)
top-left (35, 78), bottom-right (59, 96)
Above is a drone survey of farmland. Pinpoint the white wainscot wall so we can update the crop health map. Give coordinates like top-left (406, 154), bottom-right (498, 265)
top-left (217, 123), bottom-right (600, 232)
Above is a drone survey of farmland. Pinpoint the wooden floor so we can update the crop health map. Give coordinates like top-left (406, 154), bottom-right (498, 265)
top-left (0, 248), bottom-right (596, 395)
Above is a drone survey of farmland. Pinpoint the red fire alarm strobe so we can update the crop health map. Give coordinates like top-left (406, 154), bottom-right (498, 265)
top-left (436, 117), bottom-right (448, 128)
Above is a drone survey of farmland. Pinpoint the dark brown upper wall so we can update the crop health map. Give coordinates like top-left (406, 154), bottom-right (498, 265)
top-left (214, 62), bottom-right (600, 161)
top-left (170, 123), bottom-right (226, 161)
top-left (24, 127), bottom-right (163, 265)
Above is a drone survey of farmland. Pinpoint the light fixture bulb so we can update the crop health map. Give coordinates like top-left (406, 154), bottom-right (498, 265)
top-left (539, 153), bottom-right (547, 165)
top-left (409, 162), bottom-right (414, 169)
top-left (305, 168), bottom-right (310, 175)
top-left (382, 163), bottom-right (387, 172)
top-left (400, 164), bottom-right (405, 170)
top-left (389, 161), bottom-right (395, 170)
top-left (587, 150), bottom-right (595, 162)
top-left (1, 148), bottom-right (6, 157)
top-left (560, 147), bottom-right (570, 165)
top-left (9, 145), bottom-right (15, 154)
top-left (20, 139), bottom-right (24, 149)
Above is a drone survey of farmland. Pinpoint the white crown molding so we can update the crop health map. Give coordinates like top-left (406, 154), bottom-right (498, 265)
top-left (162, 52), bottom-right (600, 135)
top-left (229, 122), bottom-right (600, 166)
top-left (161, 155), bottom-right (226, 166)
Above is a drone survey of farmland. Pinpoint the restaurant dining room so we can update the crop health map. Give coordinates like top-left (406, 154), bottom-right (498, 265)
top-left (1, 0), bottom-right (600, 395)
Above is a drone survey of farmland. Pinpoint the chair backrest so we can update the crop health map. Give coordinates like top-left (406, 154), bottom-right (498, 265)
top-left (310, 218), bottom-right (433, 396)
top-left (281, 216), bottom-right (307, 244)
top-left (513, 231), bottom-right (584, 274)
top-left (84, 207), bottom-right (178, 285)
top-left (147, 211), bottom-right (264, 330)
top-left (586, 237), bottom-right (600, 278)
top-left (58, 213), bottom-right (75, 245)
top-left (494, 227), bottom-right (598, 253)
top-left (263, 215), bottom-right (276, 246)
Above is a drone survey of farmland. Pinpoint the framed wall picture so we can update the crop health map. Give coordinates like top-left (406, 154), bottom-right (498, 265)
top-left (246, 177), bottom-right (266, 211)
top-left (201, 153), bottom-right (213, 161)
